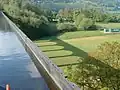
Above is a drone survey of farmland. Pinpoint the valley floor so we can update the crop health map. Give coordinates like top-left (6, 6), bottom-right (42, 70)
top-left (35, 33), bottom-right (120, 69)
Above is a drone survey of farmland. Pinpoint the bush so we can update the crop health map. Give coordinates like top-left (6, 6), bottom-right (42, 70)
top-left (80, 18), bottom-right (95, 30)
top-left (65, 42), bottom-right (120, 90)
top-left (2, 0), bottom-right (57, 40)
top-left (57, 23), bottom-right (77, 32)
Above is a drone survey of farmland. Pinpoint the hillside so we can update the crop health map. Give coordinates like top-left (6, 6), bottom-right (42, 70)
top-left (34, 0), bottom-right (118, 11)
top-left (35, 0), bottom-right (116, 4)
top-left (37, 0), bottom-right (101, 11)
top-left (88, 0), bottom-right (117, 7)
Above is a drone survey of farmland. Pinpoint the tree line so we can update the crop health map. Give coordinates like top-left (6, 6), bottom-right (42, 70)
top-left (0, 0), bottom-right (55, 40)
top-left (1, 0), bottom-right (120, 39)
top-left (56, 8), bottom-right (120, 32)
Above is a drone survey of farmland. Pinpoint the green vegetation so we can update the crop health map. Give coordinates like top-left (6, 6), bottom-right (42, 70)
top-left (41, 22), bottom-right (120, 40)
top-left (35, 34), bottom-right (120, 89)
top-left (56, 8), bottom-right (120, 33)
top-left (38, 0), bottom-right (118, 11)
top-left (65, 41), bottom-right (120, 90)
top-left (0, 0), bottom-right (56, 39)
top-left (35, 34), bottom-right (120, 66)
top-left (97, 23), bottom-right (120, 28)
top-left (40, 30), bottom-right (105, 40)
top-left (1, 0), bottom-right (120, 89)
top-left (1, 0), bottom-right (120, 40)
top-left (57, 23), bottom-right (76, 32)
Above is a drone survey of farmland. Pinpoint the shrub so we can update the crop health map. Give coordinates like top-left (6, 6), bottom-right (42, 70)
top-left (80, 18), bottom-right (95, 30)
top-left (57, 23), bottom-right (77, 32)
top-left (65, 42), bottom-right (120, 90)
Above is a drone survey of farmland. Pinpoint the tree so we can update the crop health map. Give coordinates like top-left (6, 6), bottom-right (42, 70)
top-left (1, 0), bottom-right (55, 39)
top-left (74, 14), bottom-right (95, 30)
top-left (57, 8), bottom-right (73, 22)
top-left (75, 14), bottom-right (85, 28)
top-left (57, 9), bottom-right (64, 18)
top-left (57, 23), bottom-right (76, 32)
top-left (66, 42), bottom-right (120, 90)
top-left (80, 18), bottom-right (95, 30)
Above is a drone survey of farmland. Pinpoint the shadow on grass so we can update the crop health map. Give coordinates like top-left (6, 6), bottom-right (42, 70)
top-left (37, 38), bottom-right (120, 89)
top-left (43, 49), bottom-right (64, 52)
top-left (37, 37), bottom-right (88, 67)
top-left (38, 44), bottom-right (57, 47)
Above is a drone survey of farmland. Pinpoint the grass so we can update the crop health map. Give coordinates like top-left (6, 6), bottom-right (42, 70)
top-left (39, 30), bottom-right (106, 40)
top-left (35, 34), bottom-right (120, 68)
top-left (38, 23), bottom-right (120, 40)
top-left (97, 23), bottom-right (120, 28)
top-left (34, 23), bottom-right (120, 68)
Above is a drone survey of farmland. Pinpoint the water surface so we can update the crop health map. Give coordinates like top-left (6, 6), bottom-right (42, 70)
top-left (0, 30), bottom-right (49, 90)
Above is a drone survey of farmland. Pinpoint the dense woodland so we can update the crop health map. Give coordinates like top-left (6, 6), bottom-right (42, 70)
top-left (0, 0), bottom-right (54, 39)
top-left (0, 0), bottom-right (120, 40)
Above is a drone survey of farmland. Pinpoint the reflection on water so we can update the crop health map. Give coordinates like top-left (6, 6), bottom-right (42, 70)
top-left (0, 32), bottom-right (25, 57)
top-left (0, 31), bottom-right (49, 90)
top-left (0, 14), bottom-right (11, 32)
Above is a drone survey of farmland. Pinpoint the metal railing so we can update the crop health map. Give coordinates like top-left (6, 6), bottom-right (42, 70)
top-left (2, 12), bottom-right (80, 90)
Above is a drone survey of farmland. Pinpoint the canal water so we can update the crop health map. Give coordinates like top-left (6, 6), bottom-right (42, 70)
top-left (0, 14), bottom-right (49, 90)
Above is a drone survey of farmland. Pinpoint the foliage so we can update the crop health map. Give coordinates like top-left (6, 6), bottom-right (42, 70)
top-left (74, 13), bottom-right (95, 30)
top-left (74, 14), bottom-right (85, 27)
top-left (79, 18), bottom-right (95, 30)
top-left (36, 34), bottom-right (120, 68)
top-left (57, 8), bottom-right (120, 31)
top-left (73, 9), bottom-right (109, 23)
top-left (94, 42), bottom-right (120, 69)
top-left (0, 0), bottom-right (58, 39)
top-left (57, 8), bottom-right (120, 23)
top-left (1, 0), bottom-right (120, 39)
top-left (57, 8), bottom-right (73, 22)
top-left (57, 23), bottom-right (76, 32)
top-left (65, 41), bottom-right (120, 90)
top-left (96, 23), bottom-right (120, 29)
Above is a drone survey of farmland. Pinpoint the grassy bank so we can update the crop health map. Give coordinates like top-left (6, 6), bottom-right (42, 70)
top-left (34, 23), bottom-right (120, 69)
top-left (35, 34), bottom-right (120, 68)
top-left (38, 23), bottom-right (120, 40)
top-left (38, 30), bottom-right (105, 40)
top-left (97, 23), bottom-right (120, 28)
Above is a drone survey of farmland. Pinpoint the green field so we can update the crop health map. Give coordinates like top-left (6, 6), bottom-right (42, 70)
top-left (40, 23), bottom-right (120, 40)
top-left (97, 23), bottom-right (120, 28)
top-left (35, 33), bottom-right (120, 68)
top-left (40, 30), bottom-right (105, 40)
